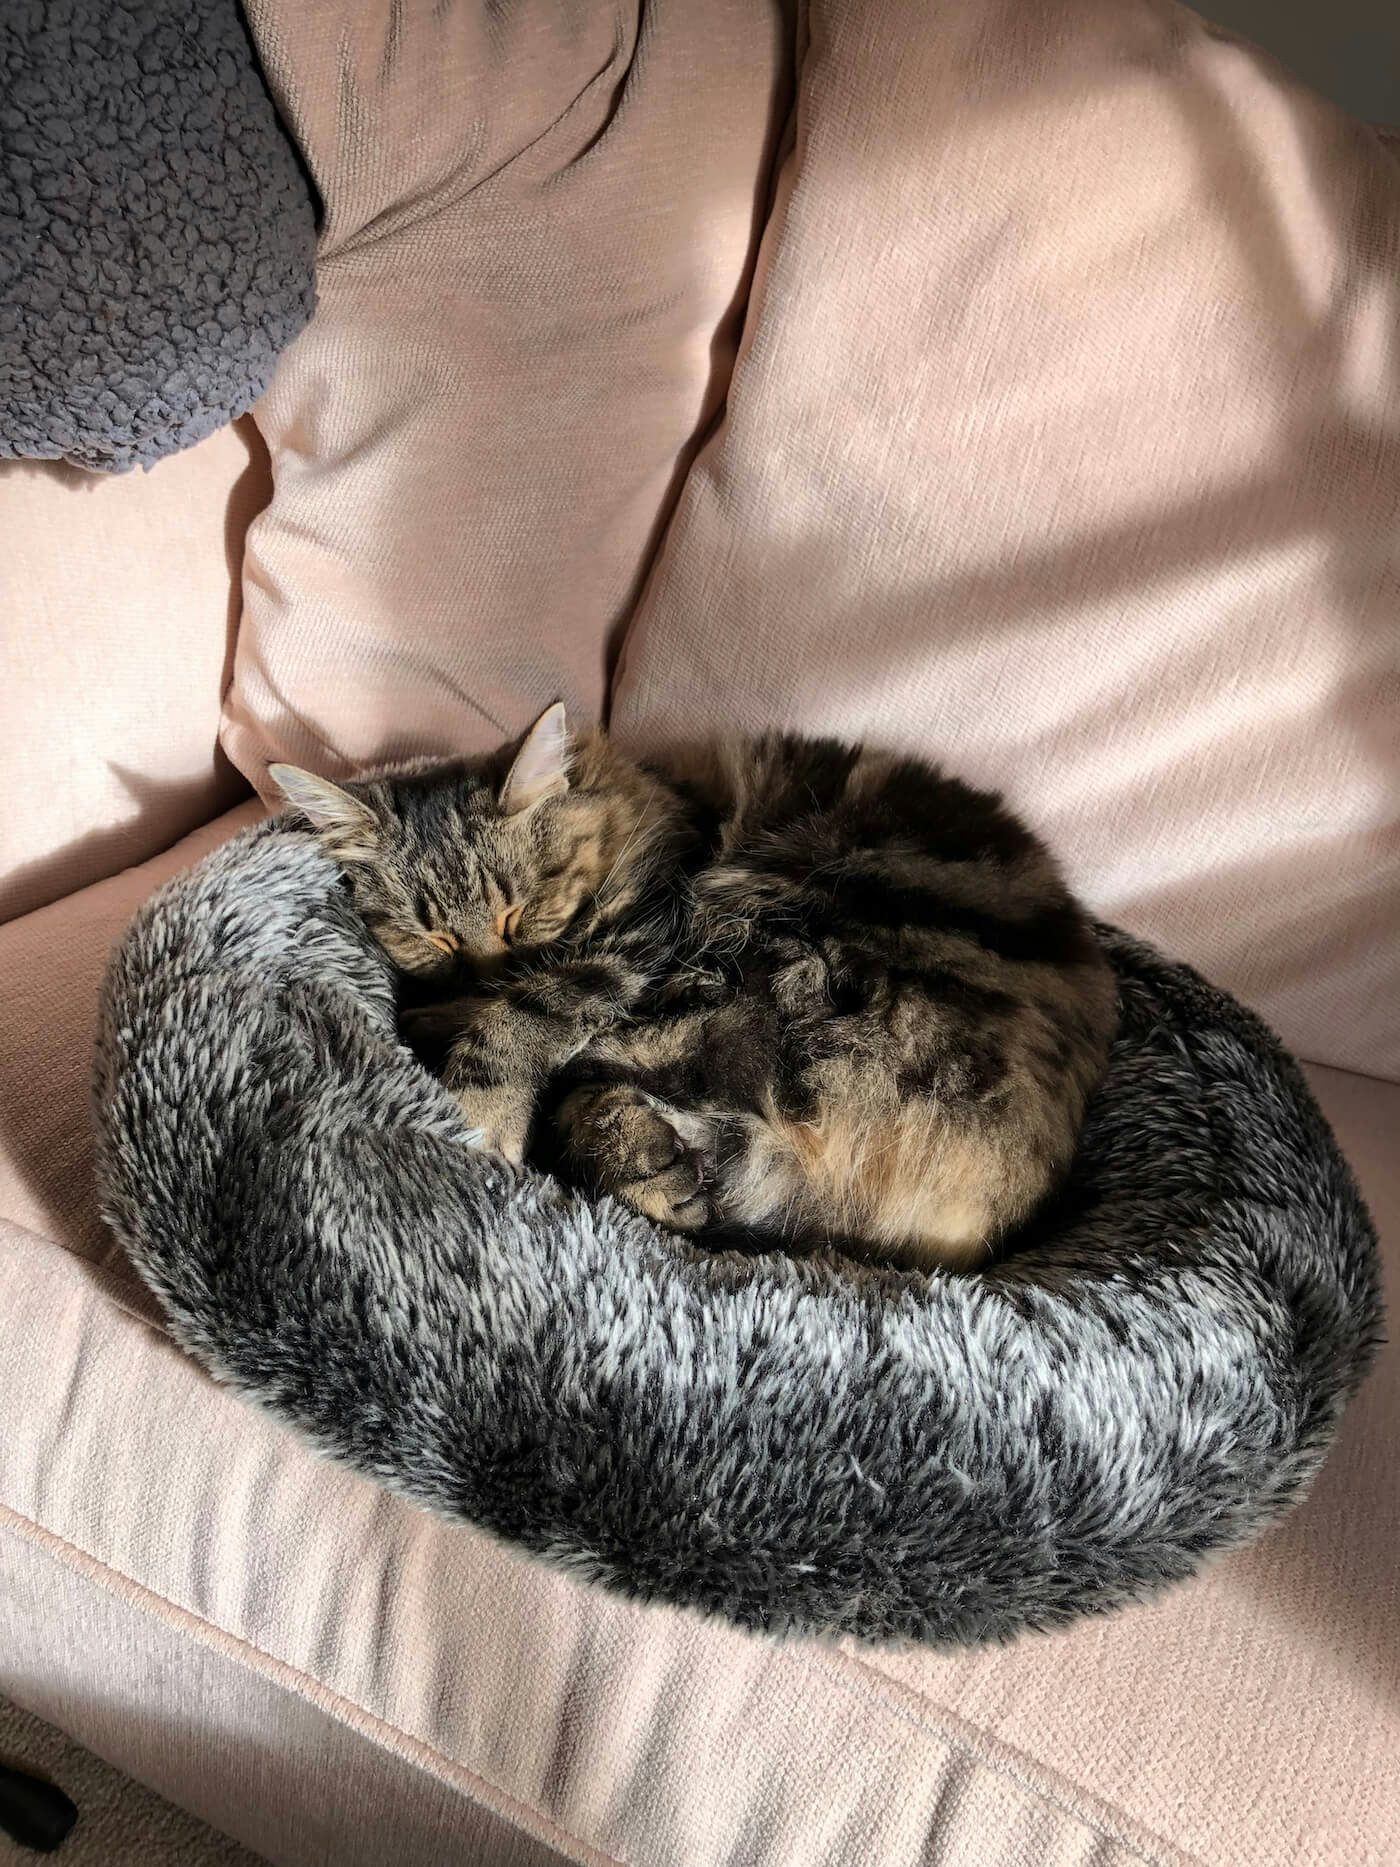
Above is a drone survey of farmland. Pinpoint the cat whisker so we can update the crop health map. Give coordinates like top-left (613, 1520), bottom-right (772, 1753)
top-left (589, 803), bottom-right (656, 917)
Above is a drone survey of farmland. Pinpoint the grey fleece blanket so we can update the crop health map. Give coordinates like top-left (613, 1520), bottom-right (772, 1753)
top-left (94, 820), bottom-right (1381, 1646)
top-left (1, 0), bottom-right (316, 472)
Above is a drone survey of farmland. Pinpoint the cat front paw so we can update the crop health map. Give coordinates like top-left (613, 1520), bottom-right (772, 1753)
top-left (619, 1140), bottom-right (711, 1233)
top-left (449, 1084), bottom-right (532, 1167)
top-left (558, 1087), bottom-right (712, 1232)
top-left (402, 999), bottom-right (474, 1042)
top-left (401, 996), bottom-right (481, 1074)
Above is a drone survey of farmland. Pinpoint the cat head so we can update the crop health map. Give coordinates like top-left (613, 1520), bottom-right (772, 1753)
top-left (269, 703), bottom-right (595, 980)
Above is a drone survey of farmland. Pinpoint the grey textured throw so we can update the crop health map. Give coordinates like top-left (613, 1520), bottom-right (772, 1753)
top-left (94, 820), bottom-right (1381, 1646)
top-left (1, 1), bottom-right (315, 472)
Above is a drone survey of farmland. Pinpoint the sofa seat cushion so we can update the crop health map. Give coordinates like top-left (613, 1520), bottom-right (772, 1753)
top-left (0, 811), bottom-right (1395, 1862)
top-left (611, 0), bottom-right (1400, 1080)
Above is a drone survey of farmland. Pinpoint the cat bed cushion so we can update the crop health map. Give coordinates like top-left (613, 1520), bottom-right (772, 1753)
top-left (93, 820), bottom-right (1381, 1647)
top-left (0, 0), bottom-right (316, 472)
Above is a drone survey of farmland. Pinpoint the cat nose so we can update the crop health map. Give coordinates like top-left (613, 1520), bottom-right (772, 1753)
top-left (459, 942), bottom-right (509, 978)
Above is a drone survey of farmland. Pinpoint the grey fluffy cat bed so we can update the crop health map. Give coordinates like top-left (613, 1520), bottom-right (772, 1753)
top-left (94, 818), bottom-right (1381, 1647)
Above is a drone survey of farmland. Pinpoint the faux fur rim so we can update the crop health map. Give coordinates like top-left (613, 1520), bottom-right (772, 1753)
top-left (93, 820), bottom-right (1382, 1647)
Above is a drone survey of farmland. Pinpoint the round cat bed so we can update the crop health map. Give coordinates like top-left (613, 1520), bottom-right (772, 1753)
top-left (94, 819), bottom-right (1381, 1647)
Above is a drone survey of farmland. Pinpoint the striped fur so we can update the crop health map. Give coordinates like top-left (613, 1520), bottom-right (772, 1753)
top-left (274, 709), bottom-right (1118, 1270)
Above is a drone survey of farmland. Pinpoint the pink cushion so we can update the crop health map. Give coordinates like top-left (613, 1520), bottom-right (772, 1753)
top-left (0, 424), bottom-right (266, 923)
top-left (611, 0), bottom-right (1400, 1079)
top-left (222, 0), bottom-right (791, 789)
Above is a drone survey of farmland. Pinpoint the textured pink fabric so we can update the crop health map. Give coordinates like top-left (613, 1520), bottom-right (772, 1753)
top-left (0, 423), bottom-right (266, 923)
top-left (0, 1520), bottom-right (572, 1867)
top-left (222, 0), bottom-right (792, 793)
top-left (611, 0), bottom-right (1400, 1080)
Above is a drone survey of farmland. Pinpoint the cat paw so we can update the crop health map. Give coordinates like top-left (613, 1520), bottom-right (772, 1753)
top-left (401, 997), bottom-right (480, 1073)
top-left (566, 1093), bottom-right (712, 1232)
top-left (450, 1085), bottom-right (531, 1167)
top-left (402, 1000), bottom-right (473, 1043)
top-left (619, 1144), bottom-right (711, 1231)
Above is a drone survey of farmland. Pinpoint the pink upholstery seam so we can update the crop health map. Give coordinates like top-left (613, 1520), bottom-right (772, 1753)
top-left (805, 1644), bottom-right (1199, 1867)
top-left (0, 1502), bottom-right (625, 1867)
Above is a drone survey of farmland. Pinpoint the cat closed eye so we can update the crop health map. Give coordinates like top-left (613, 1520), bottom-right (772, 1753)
top-left (424, 930), bottom-right (459, 956)
top-left (495, 905), bottom-right (524, 945)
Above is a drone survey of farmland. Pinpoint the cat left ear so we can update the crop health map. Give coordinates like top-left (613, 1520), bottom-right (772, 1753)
top-left (268, 764), bottom-right (379, 860)
top-left (500, 702), bottom-right (571, 817)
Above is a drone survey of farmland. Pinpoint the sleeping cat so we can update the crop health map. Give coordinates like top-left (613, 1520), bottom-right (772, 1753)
top-left (270, 705), bottom-right (1117, 1270)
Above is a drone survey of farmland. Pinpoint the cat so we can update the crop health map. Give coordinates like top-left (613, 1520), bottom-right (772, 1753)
top-left (270, 703), bottom-right (1117, 1271)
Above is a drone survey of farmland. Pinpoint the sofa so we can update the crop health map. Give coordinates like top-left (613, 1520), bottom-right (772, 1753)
top-left (2, 3), bottom-right (1397, 1862)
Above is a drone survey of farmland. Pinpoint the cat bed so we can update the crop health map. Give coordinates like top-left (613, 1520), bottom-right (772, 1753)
top-left (94, 819), bottom-right (1382, 1647)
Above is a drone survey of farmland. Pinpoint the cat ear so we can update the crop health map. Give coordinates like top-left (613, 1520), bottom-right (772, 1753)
top-left (499, 702), bottom-right (571, 817)
top-left (268, 764), bottom-right (378, 858)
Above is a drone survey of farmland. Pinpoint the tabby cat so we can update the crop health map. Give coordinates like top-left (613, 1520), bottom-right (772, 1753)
top-left (271, 705), bottom-right (1116, 1270)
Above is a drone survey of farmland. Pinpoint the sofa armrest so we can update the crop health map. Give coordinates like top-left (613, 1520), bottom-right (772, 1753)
top-left (0, 419), bottom-right (271, 923)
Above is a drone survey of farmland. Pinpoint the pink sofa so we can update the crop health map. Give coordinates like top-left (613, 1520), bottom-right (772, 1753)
top-left (2, 4), bottom-right (1397, 1862)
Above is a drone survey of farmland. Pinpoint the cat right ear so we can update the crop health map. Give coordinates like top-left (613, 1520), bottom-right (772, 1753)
top-left (499, 702), bottom-right (572, 817)
top-left (268, 764), bottom-right (378, 859)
